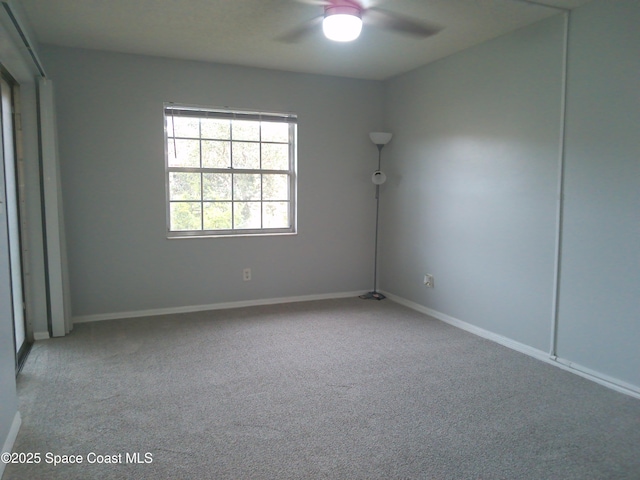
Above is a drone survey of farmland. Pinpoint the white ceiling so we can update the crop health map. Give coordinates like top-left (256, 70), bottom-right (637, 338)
top-left (20, 0), bottom-right (591, 80)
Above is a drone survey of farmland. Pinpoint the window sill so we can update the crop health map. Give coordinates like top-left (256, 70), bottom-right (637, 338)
top-left (166, 231), bottom-right (298, 240)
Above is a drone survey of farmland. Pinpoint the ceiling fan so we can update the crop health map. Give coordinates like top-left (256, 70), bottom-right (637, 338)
top-left (279, 0), bottom-right (443, 43)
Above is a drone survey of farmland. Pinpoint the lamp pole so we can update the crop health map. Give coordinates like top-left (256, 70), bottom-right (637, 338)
top-left (361, 132), bottom-right (392, 300)
top-left (372, 144), bottom-right (384, 299)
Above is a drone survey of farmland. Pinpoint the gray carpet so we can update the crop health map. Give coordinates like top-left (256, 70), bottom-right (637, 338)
top-left (4, 298), bottom-right (640, 479)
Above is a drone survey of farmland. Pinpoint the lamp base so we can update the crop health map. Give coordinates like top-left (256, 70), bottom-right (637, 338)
top-left (359, 291), bottom-right (386, 301)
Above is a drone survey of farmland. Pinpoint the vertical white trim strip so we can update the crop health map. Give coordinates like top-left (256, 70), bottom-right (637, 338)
top-left (549, 11), bottom-right (571, 358)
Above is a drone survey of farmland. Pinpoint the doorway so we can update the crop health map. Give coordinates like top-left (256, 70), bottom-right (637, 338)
top-left (0, 70), bottom-right (31, 372)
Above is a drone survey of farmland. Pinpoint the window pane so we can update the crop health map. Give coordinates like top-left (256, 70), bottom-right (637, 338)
top-left (261, 143), bottom-right (289, 170)
top-left (166, 117), bottom-right (174, 137)
top-left (165, 107), bottom-right (296, 236)
top-left (261, 122), bottom-right (289, 143)
top-left (232, 142), bottom-right (260, 169)
top-left (234, 202), bottom-right (261, 229)
top-left (203, 202), bottom-right (232, 230)
top-left (168, 139), bottom-right (200, 167)
top-left (169, 172), bottom-right (201, 200)
top-left (201, 118), bottom-right (230, 139)
top-left (263, 202), bottom-right (289, 229)
top-left (233, 174), bottom-right (261, 200)
top-left (262, 174), bottom-right (289, 201)
top-left (202, 140), bottom-right (230, 168)
top-left (203, 173), bottom-right (231, 200)
top-left (172, 116), bottom-right (199, 138)
top-left (233, 120), bottom-right (260, 141)
top-left (170, 202), bottom-right (202, 231)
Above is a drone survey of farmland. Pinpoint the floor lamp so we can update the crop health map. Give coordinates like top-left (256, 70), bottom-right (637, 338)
top-left (360, 131), bottom-right (392, 300)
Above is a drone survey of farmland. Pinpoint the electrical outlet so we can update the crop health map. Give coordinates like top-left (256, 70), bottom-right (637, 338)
top-left (243, 268), bottom-right (251, 281)
top-left (424, 274), bottom-right (434, 288)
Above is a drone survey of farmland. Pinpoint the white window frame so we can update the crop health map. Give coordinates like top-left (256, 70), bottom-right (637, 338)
top-left (164, 104), bottom-right (297, 238)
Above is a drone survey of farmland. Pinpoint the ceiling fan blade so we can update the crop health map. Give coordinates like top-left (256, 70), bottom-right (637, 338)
top-left (276, 15), bottom-right (324, 43)
top-left (291, 0), bottom-right (332, 6)
top-left (365, 8), bottom-right (443, 38)
top-left (292, 0), bottom-right (367, 8)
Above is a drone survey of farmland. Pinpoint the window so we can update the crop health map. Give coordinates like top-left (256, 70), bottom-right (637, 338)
top-left (164, 105), bottom-right (297, 237)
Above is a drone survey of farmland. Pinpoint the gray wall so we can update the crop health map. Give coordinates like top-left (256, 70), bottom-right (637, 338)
top-left (0, 6), bottom-right (47, 457)
top-left (40, 46), bottom-right (384, 317)
top-left (383, 0), bottom-right (639, 390)
top-left (556, 0), bottom-right (639, 388)
top-left (382, 16), bottom-right (564, 352)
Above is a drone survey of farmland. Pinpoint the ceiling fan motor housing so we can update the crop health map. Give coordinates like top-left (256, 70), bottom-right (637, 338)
top-left (324, 5), bottom-right (362, 19)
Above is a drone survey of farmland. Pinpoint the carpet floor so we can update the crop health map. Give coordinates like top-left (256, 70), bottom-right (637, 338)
top-left (4, 298), bottom-right (640, 479)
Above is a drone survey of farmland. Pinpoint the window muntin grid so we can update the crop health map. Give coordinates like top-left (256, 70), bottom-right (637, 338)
top-left (164, 105), bottom-right (297, 237)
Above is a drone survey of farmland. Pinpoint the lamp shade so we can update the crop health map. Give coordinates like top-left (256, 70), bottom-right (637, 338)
top-left (372, 170), bottom-right (387, 185)
top-left (323, 6), bottom-right (362, 42)
top-left (369, 132), bottom-right (393, 146)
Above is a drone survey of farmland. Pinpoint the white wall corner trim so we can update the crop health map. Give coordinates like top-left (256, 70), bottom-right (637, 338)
top-left (72, 291), bottom-right (368, 324)
top-left (0, 411), bottom-right (21, 478)
top-left (382, 291), bottom-right (640, 400)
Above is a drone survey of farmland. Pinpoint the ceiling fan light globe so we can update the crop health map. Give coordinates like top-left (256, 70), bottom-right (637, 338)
top-left (323, 13), bottom-right (362, 42)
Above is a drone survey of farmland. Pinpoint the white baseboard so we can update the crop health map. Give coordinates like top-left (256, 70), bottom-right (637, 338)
top-left (382, 291), bottom-right (640, 400)
top-left (72, 291), bottom-right (367, 324)
top-left (33, 331), bottom-right (50, 341)
top-left (551, 357), bottom-right (640, 400)
top-left (0, 411), bottom-right (22, 478)
top-left (383, 292), bottom-right (550, 361)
